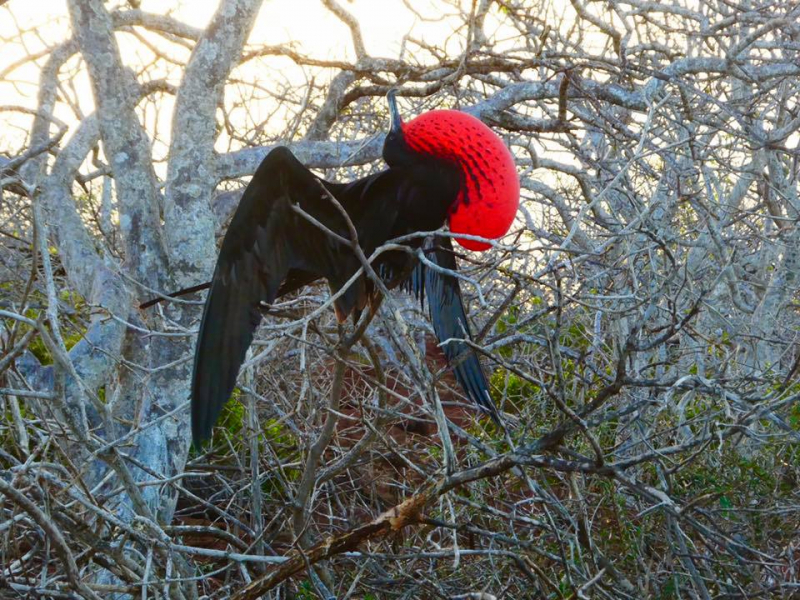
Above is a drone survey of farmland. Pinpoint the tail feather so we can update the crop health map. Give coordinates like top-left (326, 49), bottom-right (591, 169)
top-left (410, 238), bottom-right (501, 424)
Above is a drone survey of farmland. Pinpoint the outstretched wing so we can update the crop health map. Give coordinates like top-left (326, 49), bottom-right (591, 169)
top-left (413, 237), bottom-right (501, 424)
top-left (192, 146), bottom-right (356, 445)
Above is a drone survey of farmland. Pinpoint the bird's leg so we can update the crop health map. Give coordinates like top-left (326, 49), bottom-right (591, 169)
top-left (343, 293), bottom-right (383, 349)
top-left (333, 302), bottom-right (348, 324)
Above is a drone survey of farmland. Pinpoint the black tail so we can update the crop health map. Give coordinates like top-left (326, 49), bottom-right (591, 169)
top-left (410, 237), bottom-right (502, 424)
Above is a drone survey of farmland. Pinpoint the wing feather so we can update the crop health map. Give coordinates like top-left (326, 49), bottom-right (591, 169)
top-left (192, 147), bottom-right (348, 445)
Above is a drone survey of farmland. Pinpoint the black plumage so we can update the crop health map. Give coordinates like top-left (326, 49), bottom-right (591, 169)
top-left (191, 93), bottom-right (500, 444)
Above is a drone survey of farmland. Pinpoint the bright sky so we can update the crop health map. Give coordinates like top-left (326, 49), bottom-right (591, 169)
top-left (0, 0), bottom-right (496, 155)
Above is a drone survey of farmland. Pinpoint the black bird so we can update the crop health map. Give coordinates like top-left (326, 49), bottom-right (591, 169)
top-left (190, 91), bottom-right (519, 444)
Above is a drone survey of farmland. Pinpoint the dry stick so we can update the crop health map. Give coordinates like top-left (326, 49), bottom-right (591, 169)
top-left (291, 350), bottom-right (347, 539)
top-left (4, 175), bottom-right (40, 357)
top-left (315, 181), bottom-right (459, 474)
top-left (669, 516), bottom-right (712, 600)
top-left (232, 412), bottom-right (636, 600)
top-left (231, 450), bottom-right (524, 599)
top-left (31, 201), bottom-right (164, 524)
top-left (317, 331), bottom-right (389, 485)
top-left (289, 304), bottom-right (382, 591)
top-left (138, 281), bottom-right (210, 309)
top-left (547, 275), bottom-right (605, 465)
top-left (0, 478), bottom-right (103, 600)
top-left (233, 479), bottom-right (437, 599)
top-left (244, 356), bottom-right (265, 572)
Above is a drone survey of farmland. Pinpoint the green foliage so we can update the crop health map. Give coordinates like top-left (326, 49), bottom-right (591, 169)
top-left (494, 305), bottom-right (519, 335)
top-left (28, 326), bottom-right (84, 365)
top-left (490, 368), bottom-right (541, 406)
top-left (659, 577), bottom-right (678, 600)
top-left (790, 400), bottom-right (800, 430)
top-left (494, 299), bottom-right (545, 357)
top-left (217, 389), bottom-right (246, 437)
top-left (671, 450), bottom-right (786, 512)
top-left (591, 417), bottom-right (619, 449)
top-left (188, 390), bottom-right (301, 498)
top-left (295, 580), bottom-right (316, 599)
top-left (261, 417), bottom-right (293, 447)
top-left (207, 393), bottom-right (297, 453)
top-left (295, 581), bottom-right (311, 598)
top-left (560, 319), bottom-right (591, 353)
top-left (186, 390), bottom-right (247, 459)
top-left (7, 289), bottom-right (88, 366)
top-left (494, 305), bottom-right (520, 359)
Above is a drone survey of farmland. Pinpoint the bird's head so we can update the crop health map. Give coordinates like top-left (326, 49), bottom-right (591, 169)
top-left (382, 89), bottom-right (520, 251)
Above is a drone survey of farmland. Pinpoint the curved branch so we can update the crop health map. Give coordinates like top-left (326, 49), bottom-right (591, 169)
top-left (164, 0), bottom-right (264, 288)
top-left (67, 0), bottom-right (168, 293)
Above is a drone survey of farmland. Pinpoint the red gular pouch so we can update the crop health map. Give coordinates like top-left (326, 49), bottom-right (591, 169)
top-left (402, 110), bottom-right (520, 251)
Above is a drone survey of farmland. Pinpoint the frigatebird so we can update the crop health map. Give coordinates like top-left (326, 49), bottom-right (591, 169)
top-left (186, 91), bottom-right (519, 444)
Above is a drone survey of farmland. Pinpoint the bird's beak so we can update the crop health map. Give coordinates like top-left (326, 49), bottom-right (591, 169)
top-left (387, 88), bottom-right (403, 134)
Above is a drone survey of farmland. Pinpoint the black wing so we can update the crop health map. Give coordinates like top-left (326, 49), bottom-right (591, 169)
top-left (192, 146), bottom-right (364, 445)
top-left (413, 237), bottom-right (501, 424)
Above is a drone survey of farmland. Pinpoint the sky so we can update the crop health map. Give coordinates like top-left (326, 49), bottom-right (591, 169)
top-left (0, 0), bottom-right (495, 155)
